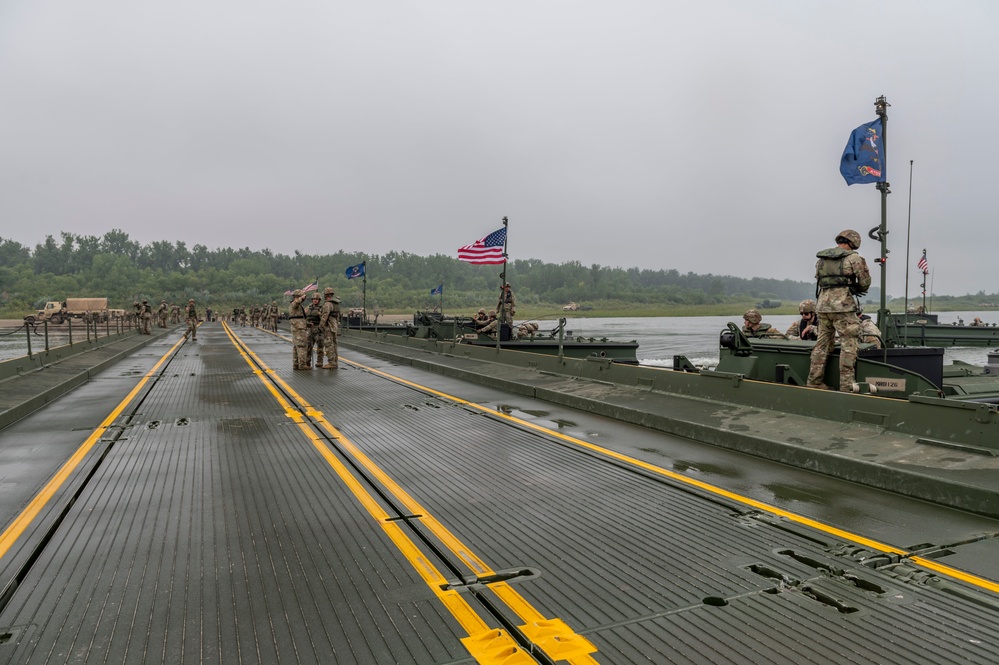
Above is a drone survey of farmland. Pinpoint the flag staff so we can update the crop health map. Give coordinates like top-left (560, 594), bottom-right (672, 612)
top-left (361, 261), bottom-right (367, 322)
top-left (496, 216), bottom-right (509, 350)
top-left (903, 159), bottom-right (914, 342)
top-left (871, 95), bottom-right (891, 343)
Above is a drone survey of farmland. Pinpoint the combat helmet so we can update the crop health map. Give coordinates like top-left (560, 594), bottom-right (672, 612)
top-left (743, 309), bottom-right (762, 324)
top-left (323, 287), bottom-right (335, 296)
top-left (292, 289), bottom-right (304, 297)
top-left (798, 299), bottom-right (816, 314)
top-left (836, 229), bottom-right (862, 250)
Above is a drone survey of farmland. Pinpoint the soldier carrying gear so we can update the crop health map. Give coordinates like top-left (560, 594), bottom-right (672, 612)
top-left (305, 293), bottom-right (324, 368)
top-left (288, 289), bottom-right (310, 369)
top-left (806, 229), bottom-right (872, 391)
top-left (319, 287), bottom-right (342, 369)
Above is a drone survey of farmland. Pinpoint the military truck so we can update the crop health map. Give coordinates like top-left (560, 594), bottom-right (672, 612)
top-left (28, 297), bottom-right (111, 324)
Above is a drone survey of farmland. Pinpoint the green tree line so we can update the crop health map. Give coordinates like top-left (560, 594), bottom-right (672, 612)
top-left (0, 230), bottom-right (820, 315)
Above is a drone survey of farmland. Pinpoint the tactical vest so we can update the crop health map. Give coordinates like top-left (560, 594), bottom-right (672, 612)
top-left (815, 248), bottom-right (855, 290)
top-left (306, 303), bottom-right (322, 325)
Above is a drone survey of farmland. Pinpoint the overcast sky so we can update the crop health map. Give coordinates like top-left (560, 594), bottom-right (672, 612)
top-left (1, 1), bottom-right (996, 296)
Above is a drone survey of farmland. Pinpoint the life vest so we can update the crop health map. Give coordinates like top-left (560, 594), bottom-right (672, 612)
top-left (306, 303), bottom-right (323, 325)
top-left (815, 248), bottom-right (856, 290)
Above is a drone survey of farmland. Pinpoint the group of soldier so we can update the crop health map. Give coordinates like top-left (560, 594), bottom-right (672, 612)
top-left (229, 303), bottom-right (280, 331)
top-left (739, 228), bottom-right (875, 392)
top-left (287, 287), bottom-right (341, 370)
top-left (132, 298), bottom-right (200, 340)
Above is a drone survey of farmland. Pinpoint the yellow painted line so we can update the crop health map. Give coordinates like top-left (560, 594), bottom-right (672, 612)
top-left (338, 355), bottom-right (999, 597)
top-left (0, 333), bottom-right (190, 562)
top-left (220, 325), bottom-right (537, 663)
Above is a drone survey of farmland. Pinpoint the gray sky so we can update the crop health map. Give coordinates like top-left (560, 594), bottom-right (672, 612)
top-left (2, 1), bottom-right (996, 296)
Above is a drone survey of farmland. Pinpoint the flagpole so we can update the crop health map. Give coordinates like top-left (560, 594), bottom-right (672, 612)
top-left (872, 95), bottom-right (891, 345)
top-left (496, 216), bottom-right (509, 351)
top-left (903, 159), bottom-right (914, 341)
top-left (362, 261), bottom-right (367, 324)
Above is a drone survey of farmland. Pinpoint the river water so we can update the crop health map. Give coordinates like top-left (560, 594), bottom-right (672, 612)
top-left (559, 311), bottom-right (999, 368)
top-left (2, 312), bottom-right (996, 366)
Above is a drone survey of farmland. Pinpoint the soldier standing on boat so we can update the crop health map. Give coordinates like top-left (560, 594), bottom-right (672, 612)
top-left (785, 300), bottom-right (818, 340)
top-left (288, 289), bottom-right (309, 369)
top-left (497, 283), bottom-right (516, 328)
top-left (319, 287), bottom-right (341, 369)
top-left (742, 309), bottom-right (785, 338)
top-left (806, 229), bottom-right (872, 391)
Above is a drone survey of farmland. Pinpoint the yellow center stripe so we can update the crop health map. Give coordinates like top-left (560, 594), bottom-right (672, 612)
top-left (339, 354), bottom-right (999, 597)
top-left (224, 324), bottom-right (597, 663)
top-left (0, 333), bottom-right (189, 561)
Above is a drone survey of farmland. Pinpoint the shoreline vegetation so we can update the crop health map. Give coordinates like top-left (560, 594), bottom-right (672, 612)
top-left (2, 232), bottom-right (996, 319)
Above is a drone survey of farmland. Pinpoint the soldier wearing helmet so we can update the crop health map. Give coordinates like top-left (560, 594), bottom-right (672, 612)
top-left (476, 310), bottom-right (500, 339)
top-left (139, 298), bottom-right (153, 335)
top-left (288, 288), bottom-right (310, 369)
top-left (473, 308), bottom-right (489, 325)
top-left (806, 229), bottom-right (872, 391)
top-left (267, 300), bottom-right (279, 332)
top-left (318, 287), bottom-right (341, 369)
top-left (304, 292), bottom-right (324, 368)
top-left (185, 298), bottom-right (199, 341)
top-left (785, 299), bottom-right (818, 341)
top-left (742, 309), bottom-right (785, 339)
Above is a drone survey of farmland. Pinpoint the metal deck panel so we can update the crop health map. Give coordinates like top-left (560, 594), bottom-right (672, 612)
top-left (0, 328), bottom-right (477, 664)
top-left (233, 332), bottom-right (999, 664)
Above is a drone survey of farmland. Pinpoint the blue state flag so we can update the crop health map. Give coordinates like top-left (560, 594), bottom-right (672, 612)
top-left (345, 262), bottom-right (365, 280)
top-left (840, 118), bottom-right (885, 185)
top-left (430, 284), bottom-right (443, 296)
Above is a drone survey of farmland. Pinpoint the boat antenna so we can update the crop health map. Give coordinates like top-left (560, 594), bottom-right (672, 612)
top-left (903, 159), bottom-right (914, 342)
top-left (496, 216), bottom-right (509, 350)
top-left (872, 95), bottom-right (891, 346)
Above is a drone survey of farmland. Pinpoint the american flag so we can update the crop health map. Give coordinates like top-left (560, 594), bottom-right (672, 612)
top-left (457, 227), bottom-right (506, 264)
top-left (302, 279), bottom-right (319, 292)
top-left (917, 255), bottom-right (928, 272)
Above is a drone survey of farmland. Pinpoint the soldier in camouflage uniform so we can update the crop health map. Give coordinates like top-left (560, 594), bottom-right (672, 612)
top-left (170, 303), bottom-right (181, 325)
top-left (319, 287), bottom-right (341, 369)
top-left (185, 298), bottom-right (199, 341)
top-left (268, 301), bottom-right (279, 332)
top-left (304, 293), bottom-right (323, 368)
top-left (785, 300), bottom-right (818, 340)
top-left (741, 309), bottom-right (785, 338)
top-left (806, 229), bottom-right (872, 391)
top-left (158, 300), bottom-right (169, 328)
top-left (140, 299), bottom-right (152, 334)
top-left (858, 310), bottom-right (883, 349)
top-left (497, 283), bottom-right (516, 327)
top-left (288, 290), bottom-right (309, 369)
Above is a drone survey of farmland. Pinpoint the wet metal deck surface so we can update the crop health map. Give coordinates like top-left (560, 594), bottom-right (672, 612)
top-left (0, 324), bottom-right (997, 664)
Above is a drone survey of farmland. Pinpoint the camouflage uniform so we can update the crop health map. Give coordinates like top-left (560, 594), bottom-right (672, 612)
top-left (170, 304), bottom-right (181, 324)
top-left (807, 230), bottom-right (872, 391)
top-left (268, 301), bottom-right (279, 332)
top-left (140, 299), bottom-right (152, 334)
top-left (477, 312), bottom-right (499, 339)
top-left (859, 316), bottom-right (883, 349)
top-left (319, 287), bottom-right (341, 369)
top-left (158, 300), bottom-right (169, 328)
top-left (497, 284), bottom-right (516, 327)
top-left (185, 299), bottom-right (199, 340)
top-left (288, 290), bottom-right (309, 369)
top-left (304, 294), bottom-right (323, 368)
top-left (741, 309), bottom-right (785, 339)
top-left (785, 300), bottom-right (818, 341)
